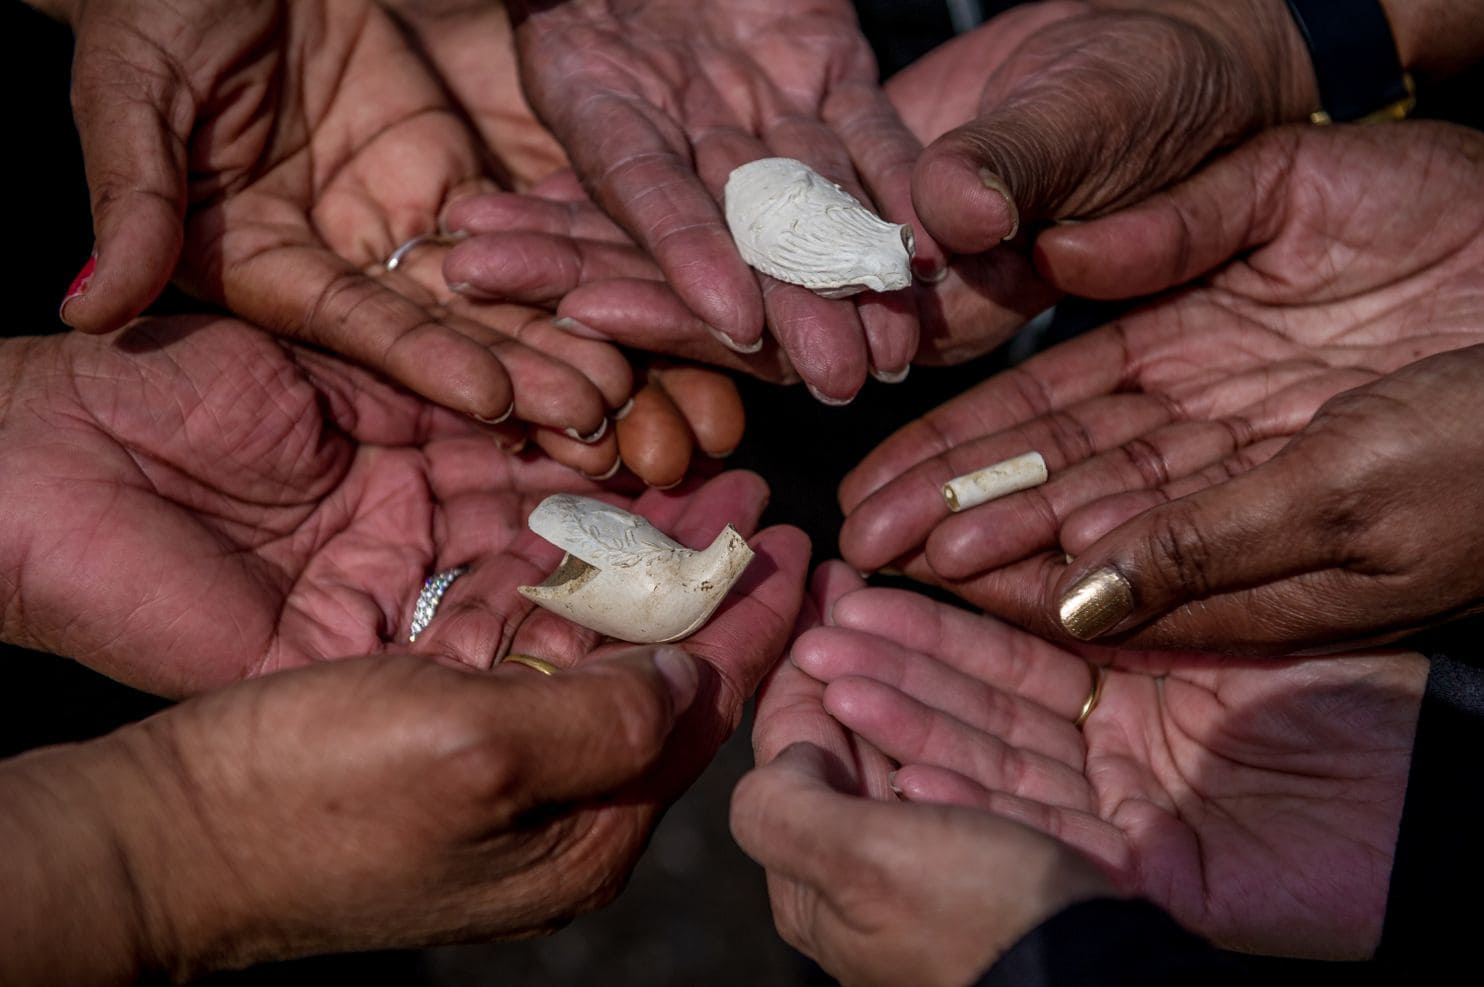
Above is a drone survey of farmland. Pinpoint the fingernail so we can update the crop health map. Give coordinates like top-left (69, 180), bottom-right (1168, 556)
top-left (914, 260), bottom-right (949, 284)
top-left (871, 365), bottom-right (910, 384)
top-left (1058, 567), bottom-right (1133, 641)
top-left (581, 458), bottom-right (622, 482)
top-left (887, 771), bottom-right (903, 797)
top-left (59, 250), bottom-right (97, 325)
top-left (703, 445), bottom-right (738, 460)
top-left (652, 645), bottom-right (700, 710)
top-left (495, 434), bottom-right (528, 454)
top-left (706, 324), bottom-right (764, 355)
top-left (978, 169), bottom-right (1021, 242)
top-left (472, 402), bottom-right (515, 426)
top-left (552, 316), bottom-right (609, 340)
top-left (613, 397), bottom-right (635, 421)
top-left (565, 418), bottom-right (608, 443)
top-left (650, 476), bottom-right (684, 491)
top-left (806, 382), bottom-right (855, 407)
top-left (447, 281), bottom-right (472, 295)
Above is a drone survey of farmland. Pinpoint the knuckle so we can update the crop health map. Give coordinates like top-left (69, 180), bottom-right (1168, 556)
top-left (1144, 504), bottom-right (1220, 598)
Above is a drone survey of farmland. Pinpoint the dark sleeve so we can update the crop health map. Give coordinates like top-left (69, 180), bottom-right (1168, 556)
top-left (1375, 650), bottom-right (1484, 975)
top-left (974, 898), bottom-right (1248, 987)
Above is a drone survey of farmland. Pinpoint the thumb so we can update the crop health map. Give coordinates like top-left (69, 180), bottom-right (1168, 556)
top-left (1053, 444), bottom-right (1343, 642)
top-left (488, 645), bottom-right (702, 809)
top-left (912, 10), bottom-right (1259, 255)
top-left (61, 29), bottom-right (186, 332)
top-left (1034, 128), bottom-right (1301, 299)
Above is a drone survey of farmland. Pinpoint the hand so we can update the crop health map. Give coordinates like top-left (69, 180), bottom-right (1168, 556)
top-left (906, 0), bottom-right (1315, 251)
top-left (0, 315), bottom-right (798, 697)
top-left (55, 0), bottom-right (631, 444)
top-left (840, 122), bottom-right (1484, 649)
top-left (378, 0), bottom-right (569, 189)
top-left (791, 580), bottom-right (1426, 958)
top-left (504, 0), bottom-right (945, 402)
top-left (730, 563), bottom-right (1111, 987)
top-left (2, 645), bottom-right (746, 981)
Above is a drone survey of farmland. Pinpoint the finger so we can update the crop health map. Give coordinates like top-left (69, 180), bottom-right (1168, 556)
top-left (838, 328), bottom-right (1136, 513)
top-left (650, 364), bottom-right (746, 457)
top-left (1059, 436), bottom-right (1291, 554)
top-left (1035, 129), bottom-right (1300, 299)
top-left (731, 742), bottom-right (879, 884)
top-left (840, 391), bottom-right (1178, 572)
top-left (824, 676), bottom-right (1095, 811)
top-left (558, 280), bottom-right (797, 379)
top-left (912, 12), bottom-right (1244, 254)
top-left (891, 764), bottom-right (1131, 878)
top-left (791, 626), bottom-right (1086, 767)
top-left (827, 586), bottom-right (1089, 715)
top-left (475, 644), bottom-right (702, 811)
top-left (1053, 441), bottom-right (1353, 642)
top-left (385, 249), bottom-right (637, 416)
top-left (530, 427), bottom-right (622, 481)
top-left (442, 189), bottom-right (632, 244)
top-left (822, 77), bottom-right (948, 280)
top-left (614, 381), bottom-right (695, 488)
top-left (856, 290), bottom-right (919, 383)
top-left (811, 560), bottom-right (869, 625)
top-left (925, 416), bottom-right (1265, 580)
top-left (63, 40), bottom-right (186, 331)
top-left (555, 95), bottom-right (765, 349)
top-left (443, 232), bottom-right (661, 305)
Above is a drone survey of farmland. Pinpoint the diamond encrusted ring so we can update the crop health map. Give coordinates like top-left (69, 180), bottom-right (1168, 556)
top-left (408, 566), bottom-right (468, 643)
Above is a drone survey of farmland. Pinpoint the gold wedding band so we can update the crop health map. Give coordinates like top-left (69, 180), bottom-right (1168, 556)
top-left (1073, 662), bottom-right (1105, 730)
top-left (502, 653), bottom-right (559, 676)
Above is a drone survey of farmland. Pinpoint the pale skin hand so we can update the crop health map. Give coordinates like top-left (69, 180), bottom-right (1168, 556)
top-left (729, 565), bottom-right (1111, 987)
top-left (503, 0), bottom-right (948, 402)
top-left (791, 569), bottom-right (1426, 959)
top-left (0, 645), bottom-right (731, 983)
top-left (839, 122), bottom-right (1484, 648)
top-left (0, 315), bottom-right (800, 697)
top-left (50, 0), bottom-right (635, 445)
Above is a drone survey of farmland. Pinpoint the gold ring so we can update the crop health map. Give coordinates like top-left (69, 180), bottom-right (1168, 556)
top-left (1073, 662), bottom-right (1105, 730)
top-left (502, 653), bottom-right (559, 676)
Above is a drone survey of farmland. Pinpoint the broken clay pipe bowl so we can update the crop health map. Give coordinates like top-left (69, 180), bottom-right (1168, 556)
top-left (724, 157), bottom-right (914, 298)
top-left (517, 494), bottom-right (755, 644)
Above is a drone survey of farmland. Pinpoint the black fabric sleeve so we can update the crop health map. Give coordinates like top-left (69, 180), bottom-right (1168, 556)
top-left (974, 898), bottom-right (1248, 987)
top-left (1375, 649), bottom-right (1484, 976)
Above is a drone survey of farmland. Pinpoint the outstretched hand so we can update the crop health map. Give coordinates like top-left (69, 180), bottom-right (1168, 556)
top-left (841, 122), bottom-right (1484, 651)
top-left (503, 0), bottom-right (944, 402)
top-left (0, 315), bottom-right (803, 698)
top-left (55, 0), bottom-right (631, 447)
top-left (791, 579), bottom-right (1425, 959)
top-left (731, 564), bottom-right (1110, 987)
top-left (902, 0), bottom-right (1313, 251)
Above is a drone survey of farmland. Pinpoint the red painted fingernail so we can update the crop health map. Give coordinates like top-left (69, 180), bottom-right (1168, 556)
top-left (59, 250), bottom-right (97, 326)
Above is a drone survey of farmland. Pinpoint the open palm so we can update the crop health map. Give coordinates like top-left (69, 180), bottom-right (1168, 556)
top-left (1, 313), bottom-right (802, 708)
top-left (839, 123), bottom-right (1484, 640)
top-left (61, 0), bottom-right (626, 442)
top-left (793, 577), bottom-right (1426, 959)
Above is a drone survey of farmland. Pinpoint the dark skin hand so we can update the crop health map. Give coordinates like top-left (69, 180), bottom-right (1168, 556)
top-left (0, 314), bottom-right (801, 697)
top-left (0, 619), bottom-right (801, 981)
top-left (840, 122), bottom-right (1484, 651)
top-left (502, 0), bottom-right (948, 403)
top-left (731, 563), bottom-right (1111, 987)
top-left (49, 0), bottom-right (633, 447)
top-left (907, 0), bottom-right (1317, 252)
top-left (790, 567), bottom-right (1425, 959)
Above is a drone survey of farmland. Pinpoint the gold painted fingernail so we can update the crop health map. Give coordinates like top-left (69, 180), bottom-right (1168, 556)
top-left (1058, 567), bottom-right (1133, 641)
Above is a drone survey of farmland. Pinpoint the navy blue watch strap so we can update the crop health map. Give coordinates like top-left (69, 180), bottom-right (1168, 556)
top-left (1283, 0), bottom-right (1415, 124)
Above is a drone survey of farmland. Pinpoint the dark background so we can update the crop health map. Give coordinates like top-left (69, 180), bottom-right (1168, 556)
top-left (4, 1), bottom-right (1479, 983)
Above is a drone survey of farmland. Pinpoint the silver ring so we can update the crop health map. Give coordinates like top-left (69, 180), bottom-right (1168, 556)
top-left (408, 565), bottom-right (469, 642)
top-left (385, 232), bottom-right (448, 272)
